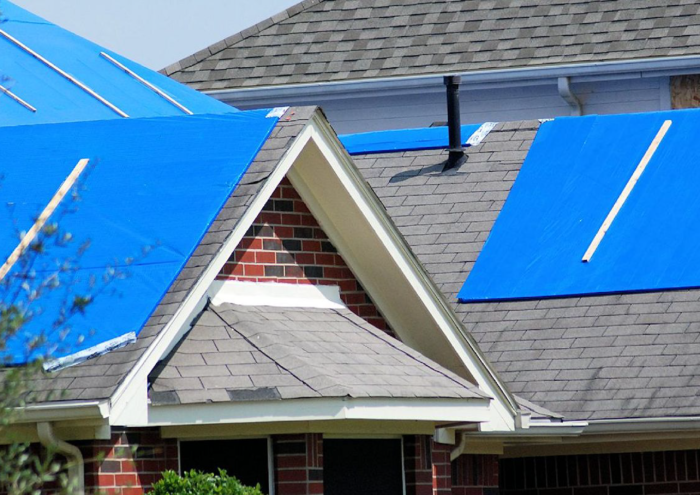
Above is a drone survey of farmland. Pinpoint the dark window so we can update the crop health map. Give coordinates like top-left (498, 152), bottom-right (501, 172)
top-left (179, 439), bottom-right (269, 493)
top-left (324, 439), bottom-right (403, 495)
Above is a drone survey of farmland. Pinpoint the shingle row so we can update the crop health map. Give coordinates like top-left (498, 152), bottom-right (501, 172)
top-left (149, 303), bottom-right (487, 405)
top-left (166, 0), bottom-right (700, 90)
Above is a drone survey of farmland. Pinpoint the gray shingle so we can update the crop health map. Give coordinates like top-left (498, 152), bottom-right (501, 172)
top-left (165, 1), bottom-right (700, 90)
top-left (149, 303), bottom-right (487, 405)
top-left (353, 119), bottom-right (700, 422)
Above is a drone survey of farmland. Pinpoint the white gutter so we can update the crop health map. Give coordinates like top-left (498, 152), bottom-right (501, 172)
top-left (472, 420), bottom-right (589, 438)
top-left (585, 416), bottom-right (700, 434)
top-left (37, 422), bottom-right (85, 495)
top-left (205, 55), bottom-right (700, 103)
top-left (16, 400), bottom-right (110, 423)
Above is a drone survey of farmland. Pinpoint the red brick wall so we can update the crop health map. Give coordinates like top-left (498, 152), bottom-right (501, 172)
top-left (452, 454), bottom-right (499, 495)
top-left (273, 434), bottom-right (323, 495)
top-left (433, 441), bottom-right (452, 495)
top-left (405, 436), bottom-right (464, 495)
top-left (79, 428), bottom-right (177, 495)
top-left (405, 435), bottom-right (434, 495)
top-left (219, 178), bottom-right (392, 334)
top-left (500, 450), bottom-right (700, 495)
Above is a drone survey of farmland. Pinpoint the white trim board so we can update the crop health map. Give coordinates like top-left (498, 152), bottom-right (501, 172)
top-left (208, 280), bottom-right (344, 309)
top-left (149, 397), bottom-right (491, 426)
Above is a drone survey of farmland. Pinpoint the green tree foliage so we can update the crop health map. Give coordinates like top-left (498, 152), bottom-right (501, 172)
top-left (0, 168), bottom-right (136, 494)
top-left (148, 470), bottom-right (266, 495)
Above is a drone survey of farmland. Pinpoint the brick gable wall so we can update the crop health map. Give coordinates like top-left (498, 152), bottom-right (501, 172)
top-left (218, 177), bottom-right (392, 335)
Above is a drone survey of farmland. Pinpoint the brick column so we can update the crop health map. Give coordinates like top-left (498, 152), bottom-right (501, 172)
top-left (432, 441), bottom-right (452, 495)
top-left (404, 435), bottom-right (434, 495)
top-left (452, 454), bottom-right (499, 495)
top-left (273, 434), bottom-right (323, 495)
top-left (80, 427), bottom-right (178, 495)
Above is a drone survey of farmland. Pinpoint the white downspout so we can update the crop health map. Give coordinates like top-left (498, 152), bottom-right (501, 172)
top-left (450, 432), bottom-right (467, 462)
top-left (37, 422), bottom-right (85, 495)
top-left (557, 76), bottom-right (583, 116)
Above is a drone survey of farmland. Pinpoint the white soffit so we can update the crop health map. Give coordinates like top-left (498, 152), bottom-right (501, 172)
top-left (208, 280), bottom-right (344, 309)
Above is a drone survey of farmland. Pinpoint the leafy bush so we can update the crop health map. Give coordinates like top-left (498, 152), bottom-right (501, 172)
top-left (147, 469), bottom-right (265, 495)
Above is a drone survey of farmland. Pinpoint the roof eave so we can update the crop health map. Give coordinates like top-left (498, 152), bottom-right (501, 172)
top-left (204, 54), bottom-right (700, 104)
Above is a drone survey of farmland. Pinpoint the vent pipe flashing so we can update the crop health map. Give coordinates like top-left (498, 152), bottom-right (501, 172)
top-left (443, 75), bottom-right (466, 171)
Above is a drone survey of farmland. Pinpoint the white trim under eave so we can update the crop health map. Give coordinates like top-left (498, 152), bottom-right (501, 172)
top-left (148, 397), bottom-right (491, 427)
top-left (107, 118), bottom-right (318, 426)
top-left (205, 55), bottom-right (700, 103)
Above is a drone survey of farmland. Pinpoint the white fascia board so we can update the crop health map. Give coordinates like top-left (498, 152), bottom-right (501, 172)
top-left (289, 113), bottom-right (519, 432)
top-left (15, 400), bottom-right (109, 423)
top-left (108, 119), bottom-right (318, 426)
top-left (206, 55), bottom-right (700, 104)
top-left (208, 279), bottom-right (344, 309)
top-left (148, 397), bottom-right (491, 427)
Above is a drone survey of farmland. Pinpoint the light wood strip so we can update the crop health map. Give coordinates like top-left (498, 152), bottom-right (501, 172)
top-left (582, 119), bottom-right (672, 262)
top-left (0, 159), bottom-right (90, 282)
top-left (0, 29), bottom-right (128, 118)
top-left (100, 52), bottom-right (193, 115)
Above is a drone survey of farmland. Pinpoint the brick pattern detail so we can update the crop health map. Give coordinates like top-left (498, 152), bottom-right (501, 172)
top-left (452, 454), bottom-right (499, 495)
top-left (432, 441), bottom-right (452, 495)
top-left (79, 428), bottom-right (178, 495)
top-left (219, 178), bottom-right (392, 334)
top-left (274, 434), bottom-right (323, 495)
top-left (405, 435), bottom-right (435, 495)
top-left (500, 450), bottom-right (700, 495)
top-left (671, 75), bottom-right (700, 109)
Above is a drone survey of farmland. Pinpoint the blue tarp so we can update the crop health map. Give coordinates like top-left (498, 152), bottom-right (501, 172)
top-left (0, 1), bottom-right (235, 127)
top-left (459, 109), bottom-right (700, 302)
top-left (339, 124), bottom-right (481, 155)
top-left (0, 110), bottom-right (278, 364)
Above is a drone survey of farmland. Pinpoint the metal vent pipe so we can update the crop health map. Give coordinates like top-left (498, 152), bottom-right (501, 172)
top-left (444, 75), bottom-right (466, 170)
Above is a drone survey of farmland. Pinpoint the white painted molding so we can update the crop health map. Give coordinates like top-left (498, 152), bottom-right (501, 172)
top-left (208, 280), bottom-right (344, 309)
top-left (148, 397), bottom-right (491, 426)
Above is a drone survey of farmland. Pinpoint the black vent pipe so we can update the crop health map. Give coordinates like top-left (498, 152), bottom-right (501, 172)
top-left (443, 75), bottom-right (466, 171)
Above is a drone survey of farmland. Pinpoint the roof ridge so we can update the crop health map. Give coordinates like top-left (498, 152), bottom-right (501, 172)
top-left (161, 0), bottom-right (325, 76)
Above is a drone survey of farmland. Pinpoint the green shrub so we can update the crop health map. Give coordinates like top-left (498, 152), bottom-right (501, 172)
top-left (147, 469), bottom-right (265, 495)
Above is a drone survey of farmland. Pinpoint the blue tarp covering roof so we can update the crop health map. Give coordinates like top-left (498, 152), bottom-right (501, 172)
top-left (0, 110), bottom-right (278, 365)
top-left (339, 124), bottom-right (482, 155)
top-left (459, 109), bottom-right (700, 302)
top-left (0, 0), bottom-right (235, 127)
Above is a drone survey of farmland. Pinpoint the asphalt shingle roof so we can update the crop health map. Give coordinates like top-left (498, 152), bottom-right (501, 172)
top-left (165, 0), bottom-right (700, 91)
top-left (10, 107), bottom-right (318, 403)
top-left (353, 120), bottom-right (700, 421)
top-left (149, 302), bottom-right (487, 405)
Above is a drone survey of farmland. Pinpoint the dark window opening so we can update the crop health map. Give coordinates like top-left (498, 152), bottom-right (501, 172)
top-left (324, 439), bottom-right (403, 495)
top-left (179, 438), bottom-right (269, 493)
